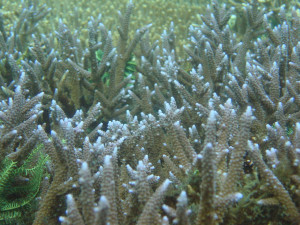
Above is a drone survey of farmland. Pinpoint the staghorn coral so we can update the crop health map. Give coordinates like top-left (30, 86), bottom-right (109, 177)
top-left (0, 80), bottom-right (48, 224)
top-left (0, 0), bottom-right (299, 224)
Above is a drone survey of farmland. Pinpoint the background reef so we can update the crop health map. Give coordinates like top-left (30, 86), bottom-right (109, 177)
top-left (0, 0), bottom-right (299, 224)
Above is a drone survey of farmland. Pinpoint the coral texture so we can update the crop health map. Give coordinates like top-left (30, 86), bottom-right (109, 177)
top-left (0, 0), bottom-right (299, 224)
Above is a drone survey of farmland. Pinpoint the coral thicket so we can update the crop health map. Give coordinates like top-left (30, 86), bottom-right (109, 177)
top-left (0, 0), bottom-right (299, 224)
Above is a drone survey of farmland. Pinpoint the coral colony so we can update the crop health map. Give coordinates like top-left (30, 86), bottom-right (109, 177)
top-left (0, 0), bottom-right (299, 224)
